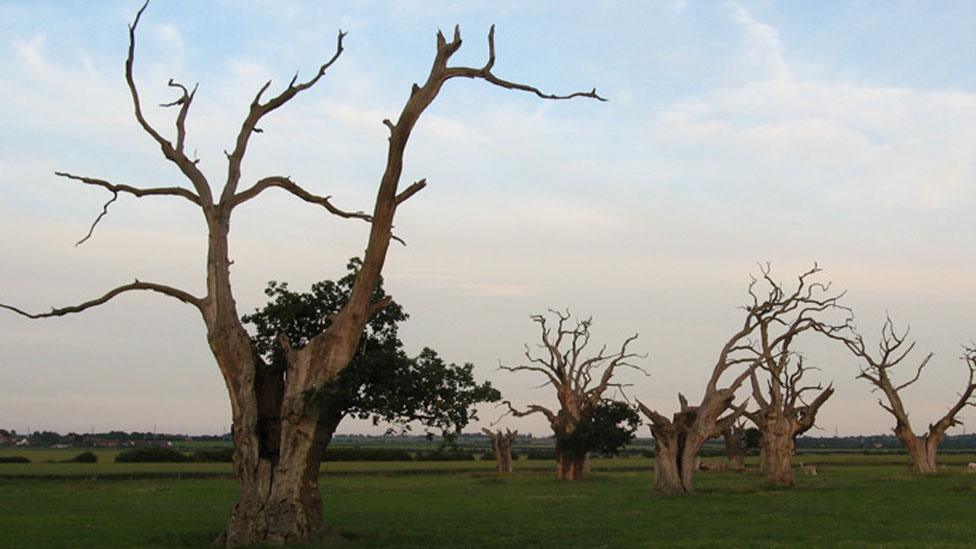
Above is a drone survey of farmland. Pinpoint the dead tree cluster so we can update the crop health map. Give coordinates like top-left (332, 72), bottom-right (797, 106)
top-left (635, 264), bottom-right (846, 494)
top-left (501, 310), bottom-right (643, 480)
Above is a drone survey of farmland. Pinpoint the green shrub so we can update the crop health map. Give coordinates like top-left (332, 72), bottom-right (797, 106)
top-left (65, 451), bottom-right (98, 463)
top-left (0, 456), bottom-right (30, 463)
top-left (115, 446), bottom-right (189, 463)
top-left (324, 447), bottom-right (414, 462)
top-left (525, 449), bottom-right (557, 460)
top-left (416, 450), bottom-right (475, 461)
top-left (192, 448), bottom-right (235, 462)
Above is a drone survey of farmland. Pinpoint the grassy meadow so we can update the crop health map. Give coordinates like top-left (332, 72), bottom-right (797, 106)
top-left (2, 450), bottom-right (976, 547)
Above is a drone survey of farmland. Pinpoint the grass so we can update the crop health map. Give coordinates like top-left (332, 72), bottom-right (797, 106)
top-left (2, 456), bottom-right (976, 547)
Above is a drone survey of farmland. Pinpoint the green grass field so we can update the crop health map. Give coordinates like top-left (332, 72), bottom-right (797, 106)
top-left (2, 451), bottom-right (976, 547)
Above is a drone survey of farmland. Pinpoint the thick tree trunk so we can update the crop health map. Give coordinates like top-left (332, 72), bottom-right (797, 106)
top-left (492, 436), bottom-right (514, 474)
top-left (897, 426), bottom-right (940, 474)
top-left (653, 439), bottom-right (685, 495)
top-left (761, 428), bottom-right (795, 487)
top-left (221, 390), bottom-right (344, 546)
top-left (555, 449), bottom-right (587, 481)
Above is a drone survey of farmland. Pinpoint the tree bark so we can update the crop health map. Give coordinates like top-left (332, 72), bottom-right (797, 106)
top-left (759, 424), bottom-right (795, 487)
top-left (483, 429), bottom-right (516, 474)
top-left (556, 449), bottom-right (587, 481)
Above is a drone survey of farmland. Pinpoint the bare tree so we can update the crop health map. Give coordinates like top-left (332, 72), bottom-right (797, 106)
top-left (827, 316), bottom-right (976, 473)
top-left (737, 264), bottom-right (846, 487)
top-left (482, 428), bottom-right (518, 473)
top-left (501, 310), bottom-right (643, 480)
top-left (746, 356), bottom-right (835, 486)
top-left (637, 264), bottom-right (846, 495)
top-left (721, 420), bottom-right (747, 471)
top-left (0, 4), bottom-right (602, 545)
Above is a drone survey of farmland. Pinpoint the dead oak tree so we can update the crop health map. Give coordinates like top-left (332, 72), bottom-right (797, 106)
top-left (721, 420), bottom-right (747, 471)
top-left (501, 310), bottom-right (643, 480)
top-left (741, 264), bottom-right (846, 487)
top-left (0, 3), bottom-right (603, 546)
top-left (482, 428), bottom-right (518, 473)
top-left (746, 355), bottom-right (835, 486)
top-left (636, 264), bottom-right (844, 495)
top-left (828, 317), bottom-right (976, 474)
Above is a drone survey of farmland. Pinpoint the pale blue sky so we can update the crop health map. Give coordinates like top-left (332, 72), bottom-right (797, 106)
top-left (1, 1), bottom-right (974, 436)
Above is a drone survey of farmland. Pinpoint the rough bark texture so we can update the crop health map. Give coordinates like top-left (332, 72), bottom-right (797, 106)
top-left (827, 317), bottom-right (976, 475)
top-left (641, 390), bottom-right (745, 495)
top-left (555, 449), bottom-right (588, 481)
top-left (0, 5), bottom-right (603, 546)
top-left (482, 428), bottom-right (517, 474)
top-left (502, 311), bottom-right (643, 481)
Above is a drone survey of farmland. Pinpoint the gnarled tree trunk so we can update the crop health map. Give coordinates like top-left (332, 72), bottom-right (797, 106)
top-left (555, 448), bottom-right (587, 481)
top-left (483, 429), bottom-right (517, 474)
top-left (757, 415), bottom-right (795, 487)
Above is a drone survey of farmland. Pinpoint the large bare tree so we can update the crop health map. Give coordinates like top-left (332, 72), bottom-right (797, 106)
top-left (501, 310), bottom-right (643, 480)
top-left (746, 355), bottom-right (835, 486)
top-left (0, 3), bottom-right (602, 545)
top-left (740, 265), bottom-right (845, 486)
top-left (828, 317), bottom-right (976, 473)
top-left (637, 264), bottom-right (846, 495)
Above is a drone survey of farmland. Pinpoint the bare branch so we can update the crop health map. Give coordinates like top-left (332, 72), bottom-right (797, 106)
top-left (55, 172), bottom-right (201, 205)
top-left (1, 280), bottom-right (204, 318)
top-left (222, 30), bottom-right (347, 205)
top-left (233, 176), bottom-right (372, 222)
top-left (125, 1), bottom-right (213, 205)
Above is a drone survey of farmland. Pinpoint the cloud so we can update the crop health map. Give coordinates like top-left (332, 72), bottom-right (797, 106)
top-left (727, 2), bottom-right (790, 82)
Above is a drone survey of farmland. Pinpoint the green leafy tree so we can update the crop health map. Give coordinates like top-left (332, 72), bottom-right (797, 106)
top-left (556, 400), bottom-right (641, 458)
top-left (242, 259), bottom-right (500, 445)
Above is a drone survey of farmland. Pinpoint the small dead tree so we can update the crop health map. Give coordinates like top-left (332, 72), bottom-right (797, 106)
top-left (828, 317), bottom-right (976, 474)
top-left (501, 310), bottom-right (643, 481)
top-left (0, 3), bottom-right (603, 546)
top-left (482, 428), bottom-right (518, 473)
top-left (637, 264), bottom-right (845, 495)
top-left (721, 420), bottom-right (747, 471)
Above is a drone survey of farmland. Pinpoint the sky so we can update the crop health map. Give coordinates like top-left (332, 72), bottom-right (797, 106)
top-left (0, 0), bottom-right (974, 438)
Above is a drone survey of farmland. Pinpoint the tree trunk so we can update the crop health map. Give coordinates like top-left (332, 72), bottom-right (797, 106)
top-left (220, 386), bottom-right (345, 546)
top-left (761, 430), bottom-right (795, 487)
top-left (897, 426), bottom-right (940, 474)
top-left (494, 439), bottom-right (514, 474)
top-left (722, 427), bottom-right (746, 471)
top-left (555, 449), bottom-right (587, 481)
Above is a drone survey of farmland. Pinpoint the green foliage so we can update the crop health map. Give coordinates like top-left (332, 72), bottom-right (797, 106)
top-left (190, 448), bottom-right (234, 463)
top-left (557, 400), bottom-right (640, 457)
top-left (243, 258), bottom-right (501, 440)
top-left (115, 447), bottom-right (189, 463)
top-left (0, 456), bottom-right (30, 463)
top-left (414, 449), bottom-right (476, 462)
top-left (743, 427), bottom-right (763, 450)
top-left (524, 449), bottom-right (558, 460)
top-left (65, 451), bottom-right (97, 463)
top-left (323, 447), bottom-right (414, 462)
